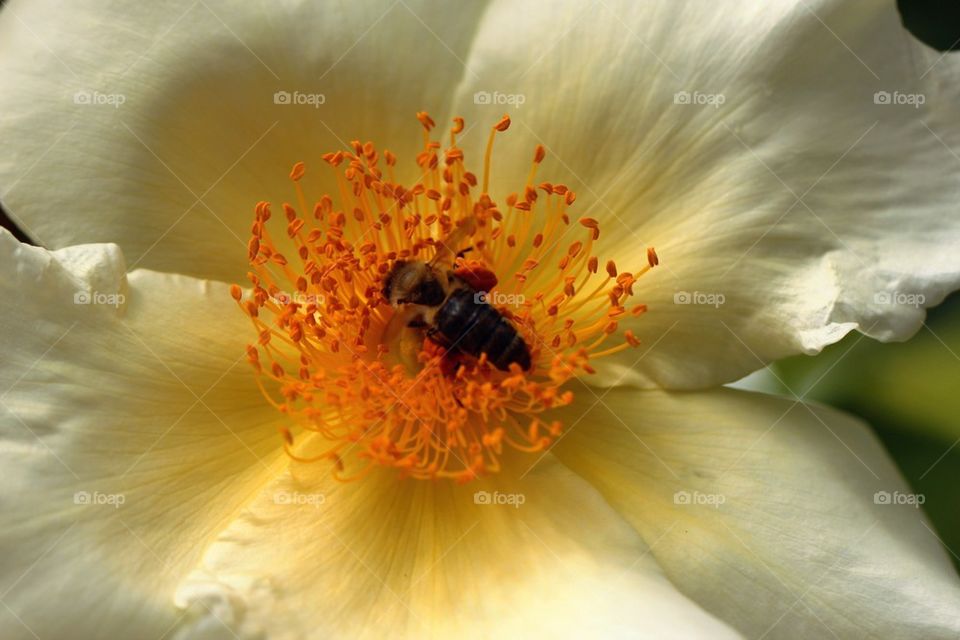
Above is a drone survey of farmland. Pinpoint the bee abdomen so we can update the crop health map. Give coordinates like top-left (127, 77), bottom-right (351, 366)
top-left (436, 289), bottom-right (531, 371)
top-left (478, 318), bottom-right (530, 371)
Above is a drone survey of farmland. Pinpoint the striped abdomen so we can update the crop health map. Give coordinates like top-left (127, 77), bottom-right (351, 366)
top-left (434, 288), bottom-right (531, 371)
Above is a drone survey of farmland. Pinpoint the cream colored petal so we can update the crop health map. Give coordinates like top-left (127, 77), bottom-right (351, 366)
top-left (551, 387), bottom-right (960, 639)
top-left (0, 0), bottom-right (488, 282)
top-left (172, 452), bottom-right (741, 640)
top-left (447, 0), bottom-right (960, 388)
top-left (0, 231), bottom-right (285, 640)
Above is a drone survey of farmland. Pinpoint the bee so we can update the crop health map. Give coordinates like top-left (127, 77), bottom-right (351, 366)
top-left (382, 229), bottom-right (532, 372)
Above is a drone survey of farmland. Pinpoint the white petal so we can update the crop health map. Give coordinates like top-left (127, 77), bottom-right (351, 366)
top-left (172, 452), bottom-right (740, 640)
top-left (551, 387), bottom-right (960, 639)
top-left (0, 231), bottom-right (286, 639)
top-left (446, 0), bottom-right (960, 388)
top-left (0, 0), bottom-right (487, 282)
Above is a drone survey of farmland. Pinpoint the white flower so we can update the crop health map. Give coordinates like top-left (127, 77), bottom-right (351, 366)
top-left (1, 1), bottom-right (959, 639)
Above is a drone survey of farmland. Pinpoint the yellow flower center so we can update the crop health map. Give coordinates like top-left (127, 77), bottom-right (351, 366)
top-left (232, 112), bottom-right (658, 482)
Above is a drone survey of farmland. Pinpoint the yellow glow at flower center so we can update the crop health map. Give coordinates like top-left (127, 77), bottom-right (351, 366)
top-left (232, 112), bottom-right (658, 482)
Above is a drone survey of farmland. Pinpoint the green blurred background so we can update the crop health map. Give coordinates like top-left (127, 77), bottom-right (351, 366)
top-left (770, 298), bottom-right (960, 569)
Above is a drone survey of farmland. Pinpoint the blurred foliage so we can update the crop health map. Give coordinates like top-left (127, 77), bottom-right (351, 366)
top-left (899, 0), bottom-right (960, 51)
top-left (775, 293), bottom-right (960, 568)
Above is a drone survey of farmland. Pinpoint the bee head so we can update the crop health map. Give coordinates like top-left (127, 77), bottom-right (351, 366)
top-left (382, 260), bottom-right (447, 307)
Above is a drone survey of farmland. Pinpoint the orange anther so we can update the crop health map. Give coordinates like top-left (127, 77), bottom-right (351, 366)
top-left (289, 162), bottom-right (306, 181)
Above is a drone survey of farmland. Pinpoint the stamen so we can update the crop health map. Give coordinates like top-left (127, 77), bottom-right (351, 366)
top-left (482, 114), bottom-right (511, 195)
top-left (233, 113), bottom-right (657, 482)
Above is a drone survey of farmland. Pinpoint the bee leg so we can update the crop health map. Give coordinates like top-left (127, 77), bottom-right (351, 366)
top-left (455, 245), bottom-right (474, 260)
top-left (438, 347), bottom-right (468, 392)
top-left (383, 306), bottom-right (421, 345)
top-left (407, 318), bottom-right (428, 329)
top-left (425, 326), bottom-right (450, 348)
top-left (382, 306), bottom-right (427, 375)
